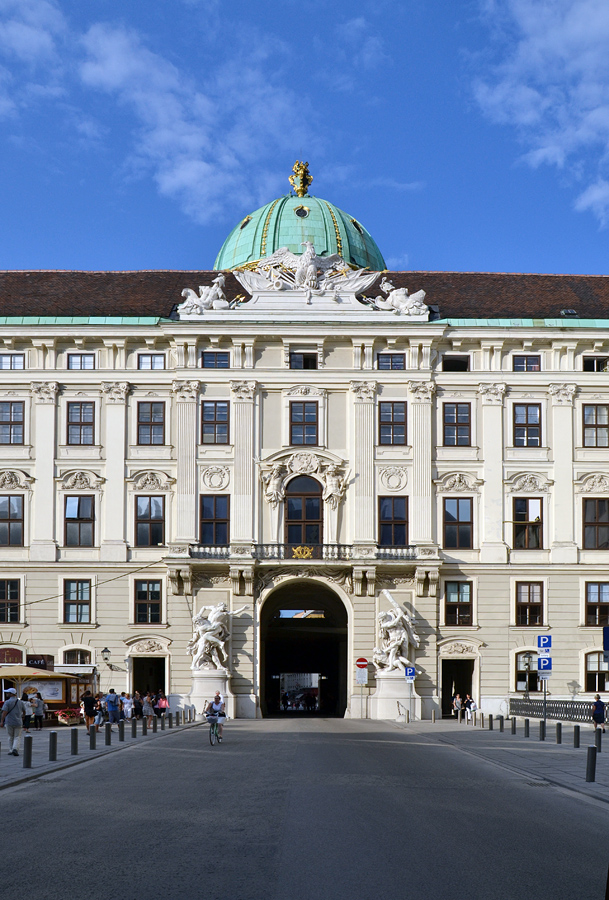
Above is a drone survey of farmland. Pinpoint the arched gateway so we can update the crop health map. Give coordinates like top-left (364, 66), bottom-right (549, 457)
top-left (259, 580), bottom-right (348, 717)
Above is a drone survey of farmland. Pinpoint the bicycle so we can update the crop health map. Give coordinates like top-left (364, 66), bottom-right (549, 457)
top-left (207, 714), bottom-right (225, 745)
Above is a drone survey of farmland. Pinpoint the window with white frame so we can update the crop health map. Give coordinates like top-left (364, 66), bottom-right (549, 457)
top-left (138, 354), bottom-right (165, 370)
top-left (515, 651), bottom-right (540, 692)
top-left (586, 583), bottom-right (609, 626)
top-left (0, 579), bottom-right (20, 623)
top-left (445, 581), bottom-right (472, 625)
top-left (586, 652), bottom-right (609, 692)
top-left (68, 353), bottom-right (95, 370)
top-left (63, 580), bottom-right (91, 624)
top-left (0, 353), bottom-right (24, 370)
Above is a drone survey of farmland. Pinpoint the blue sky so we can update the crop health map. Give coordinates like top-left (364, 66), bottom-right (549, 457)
top-left (1, 0), bottom-right (609, 274)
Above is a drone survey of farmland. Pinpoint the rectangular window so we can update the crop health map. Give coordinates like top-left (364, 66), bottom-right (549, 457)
top-left (201, 351), bottom-right (230, 369)
top-left (513, 497), bottom-right (543, 549)
top-left (67, 402), bottom-right (94, 445)
top-left (64, 649), bottom-right (91, 665)
top-left (137, 402), bottom-right (165, 445)
top-left (290, 401), bottom-right (318, 445)
top-left (135, 496), bottom-right (165, 546)
top-left (586, 652), bottom-right (609, 692)
top-left (586, 583), bottom-right (609, 626)
top-left (445, 582), bottom-right (472, 626)
top-left (378, 496), bottom-right (408, 546)
top-left (0, 354), bottom-right (24, 370)
top-left (516, 652), bottom-right (540, 692)
top-left (289, 352), bottom-right (317, 370)
top-left (64, 496), bottom-right (94, 547)
top-left (513, 355), bottom-right (541, 372)
top-left (583, 405), bottom-right (609, 448)
top-left (64, 580), bottom-right (91, 624)
top-left (68, 353), bottom-right (95, 370)
top-left (0, 402), bottom-right (24, 445)
top-left (0, 580), bottom-right (19, 623)
top-left (0, 495), bottom-right (23, 546)
top-left (441, 355), bottom-right (470, 372)
top-left (443, 403), bottom-right (471, 446)
top-left (378, 402), bottom-right (406, 445)
top-left (584, 499), bottom-right (609, 549)
top-left (134, 580), bottom-right (161, 624)
top-left (200, 495), bottom-right (230, 545)
top-left (138, 354), bottom-right (165, 370)
top-left (583, 357), bottom-right (609, 372)
top-left (443, 498), bottom-right (473, 549)
top-left (201, 401), bottom-right (229, 444)
top-left (513, 403), bottom-right (541, 447)
top-left (516, 582), bottom-right (543, 626)
top-left (377, 353), bottom-right (405, 370)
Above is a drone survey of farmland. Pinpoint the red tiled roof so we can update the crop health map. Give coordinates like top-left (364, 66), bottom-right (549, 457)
top-left (1, 269), bottom-right (609, 319)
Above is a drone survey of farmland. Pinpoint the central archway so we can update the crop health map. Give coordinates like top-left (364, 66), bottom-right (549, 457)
top-left (260, 580), bottom-right (348, 717)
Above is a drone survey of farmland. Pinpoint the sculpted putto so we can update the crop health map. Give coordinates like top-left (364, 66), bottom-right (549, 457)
top-left (373, 590), bottom-right (420, 672)
top-left (178, 274), bottom-right (230, 315)
top-left (187, 602), bottom-right (246, 672)
top-left (373, 277), bottom-right (428, 317)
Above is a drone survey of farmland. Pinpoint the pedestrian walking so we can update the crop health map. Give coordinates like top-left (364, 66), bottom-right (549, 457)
top-left (592, 694), bottom-right (606, 732)
top-left (21, 692), bottom-right (33, 733)
top-left (31, 692), bottom-right (46, 730)
top-left (132, 691), bottom-right (143, 719)
top-left (81, 690), bottom-right (97, 734)
top-left (94, 694), bottom-right (105, 732)
top-left (122, 693), bottom-right (134, 720)
top-left (464, 694), bottom-right (477, 721)
top-left (105, 688), bottom-right (121, 726)
top-left (142, 691), bottom-right (155, 728)
top-left (0, 688), bottom-right (26, 756)
top-left (452, 694), bottom-right (462, 719)
top-left (156, 690), bottom-right (169, 719)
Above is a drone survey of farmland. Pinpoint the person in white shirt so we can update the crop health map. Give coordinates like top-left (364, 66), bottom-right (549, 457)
top-left (121, 693), bottom-right (134, 719)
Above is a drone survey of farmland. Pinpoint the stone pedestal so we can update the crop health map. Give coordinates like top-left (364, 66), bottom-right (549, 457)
top-left (369, 669), bottom-right (421, 721)
top-left (188, 669), bottom-right (236, 719)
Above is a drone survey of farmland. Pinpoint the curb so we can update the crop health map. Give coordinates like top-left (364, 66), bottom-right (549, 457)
top-left (0, 721), bottom-right (201, 792)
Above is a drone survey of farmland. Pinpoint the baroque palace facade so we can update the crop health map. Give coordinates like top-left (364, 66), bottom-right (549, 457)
top-left (2, 162), bottom-right (609, 717)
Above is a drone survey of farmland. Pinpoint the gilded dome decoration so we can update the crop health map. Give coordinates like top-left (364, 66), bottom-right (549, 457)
top-left (213, 162), bottom-right (386, 272)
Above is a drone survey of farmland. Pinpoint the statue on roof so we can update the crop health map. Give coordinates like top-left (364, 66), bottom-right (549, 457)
top-left (178, 273), bottom-right (230, 315)
top-left (289, 160), bottom-right (313, 197)
top-left (373, 277), bottom-right (429, 317)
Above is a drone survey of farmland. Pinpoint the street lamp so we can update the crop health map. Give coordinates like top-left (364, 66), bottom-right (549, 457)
top-left (523, 651), bottom-right (533, 701)
top-left (101, 647), bottom-right (111, 664)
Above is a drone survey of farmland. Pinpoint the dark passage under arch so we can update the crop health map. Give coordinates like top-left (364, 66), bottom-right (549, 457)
top-left (260, 581), bottom-right (348, 717)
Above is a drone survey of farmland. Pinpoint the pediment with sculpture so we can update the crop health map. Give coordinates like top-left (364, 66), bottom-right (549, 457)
top-left (259, 448), bottom-right (349, 510)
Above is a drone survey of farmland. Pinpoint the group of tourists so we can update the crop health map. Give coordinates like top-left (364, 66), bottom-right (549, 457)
top-left (452, 693), bottom-right (478, 721)
top-left (80, 689), bottom-right (171, 733)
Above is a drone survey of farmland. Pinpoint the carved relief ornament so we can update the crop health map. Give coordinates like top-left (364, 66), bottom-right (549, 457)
top-left (201, 466), bottom-right (230, 491)
top-left (230, 380), bottom-right (257, 401)
top-left (507, 473), bottom-right (552, 493)
top-left (101, 381), bottom-right (130, 404)
top-left (350, 381), bottom-right (377, 401)
top-left (440, 641), bottom-right (477, 656)
top-left (477, 383), bottom-right (506, 405)
top-left (549, 383), bottom-right (577, 406)
top-left (31, 382), bottom-right (58, 404)
top-left (131, 470), bottom-right (175, 491)
top-left (132, 640), bottom-right (164, 653)
top-left (577, 473), bottom-right (609, 493)
top-left (172, 380), bottom-right (200, 401)
top-left (257, 567), bottom-right (352, 593)
top-left (379, 466), bottom-right (408, 492)
top-left (407, 381), bottom-right (436, 403)
top-left (286, 385), bottom-right (326, 398)
top-left (435, 473), bottom-right (482, 493)
top-left (0, 469), bottom-right (34, 490)
top-left (60, 470), bottom-right (105, 491)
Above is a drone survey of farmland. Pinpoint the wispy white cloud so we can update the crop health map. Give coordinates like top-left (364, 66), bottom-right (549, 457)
top-left (366, 176), bottom-right (425, 192)
top-left (474, 0), bottom-right (609, 224)
top-left (385, 252), bottom-right (410, 269)
top-left (341, 17), bottom-right (388, 71)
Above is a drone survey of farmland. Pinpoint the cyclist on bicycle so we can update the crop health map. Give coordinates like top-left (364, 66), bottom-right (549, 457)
top-left (205, 692), bottom-right (226, 742)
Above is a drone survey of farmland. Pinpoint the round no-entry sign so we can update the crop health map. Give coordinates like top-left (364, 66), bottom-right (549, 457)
top-left (356, 657), bottom-right (368, 669)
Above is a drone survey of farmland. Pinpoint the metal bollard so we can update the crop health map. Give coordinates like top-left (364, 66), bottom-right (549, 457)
top-left (176, 710), bottom-right (181, 726)
top-left (168, 713), bottom-right (173, 729)
top-left (105, 723), bottom-right (112, 746)
top-left (71, 727), bottom-right (78, 756)
top-left (539, 721), bottom-right (546, 741)
top-left (574, 725), bottom-right (580, 749)
top-left (473, 711), bottom-right (477, 727)
top-left (23, 734), bottom-right (33, 768)
top-left (595, 729), bottom-right (602, 753)
top-left (556, 723), bottom-right (562, 745)
top-left (499, 715), bottom-right (504, 733)
top-left (142, 718), bottom-right (147, 736)
top-left (189, 708), bottom-right (193, 723)
top-left (431, 710), bottom-right (436, 724)
top-left (488, 714), bottom-right (494, 731)
top-left (405, 709), bottom-right (410, 724)
top-left (511, 717), bottom-right (516, 735)
top-left (118, 721), bottom-right (125, 742)
top-left (49, 731), bottom-right (57, 761)
top-left (161, 716), bottom-right (165, 731)
top-left (586, 745), bottom-right (597, 782)
top-left (152, 717), bottom-right (158, 733)
top-left (89, 727), bottom-right (96, 750)
top-left (131, 718), bottom-right (137, 738)
top-left (524, 718), bottom-right (530, 738)
top-left (480, 713), bottom-right (484, 728)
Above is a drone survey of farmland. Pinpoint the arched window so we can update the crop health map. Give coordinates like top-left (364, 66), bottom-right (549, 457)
top-left (285, 476), bottom-right (323, 548)
top-left (586, 652), bottom-right (608, 692)
top-left (515, 651), bottom-right (540, 693)
top-left (63, 649), bottom-right (91, 665)
top-left (0, 647), bottom-right (23, 664)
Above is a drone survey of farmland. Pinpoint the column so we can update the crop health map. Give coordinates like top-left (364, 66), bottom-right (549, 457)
top-left (30, 382), bottom-right (59, 561)
top-left (172, 380), bottom-right (201, 545)
top-left (549, 383), bottom-right (578, 564)
top-left (230, 381), bottom-right (257, 547)
top-left (100, 381), bottom-right (130, 561)
top-left (408, 380), bottom-right (436, 549)
top-left (478, 383), bottom-right (507, 563)
top-left (350, 381), bottom-right (377, 550)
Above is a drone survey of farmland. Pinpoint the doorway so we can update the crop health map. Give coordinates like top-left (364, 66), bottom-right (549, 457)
top-left (441, 658), bottom-right (474, 718)
top-left (132, 657), bottom-right (166, 695)
top-left (261, 582), bottom-right (347, 717)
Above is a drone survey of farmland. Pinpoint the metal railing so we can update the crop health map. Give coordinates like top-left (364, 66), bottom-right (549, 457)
top-left (509, 697), bottom-right (606, 723)
top-left (187, 543), bottom-right (418, 561)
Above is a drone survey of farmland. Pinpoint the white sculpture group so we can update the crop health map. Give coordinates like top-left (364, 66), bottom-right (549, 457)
top-left (261, 460), bottom-right (348, 510)
top-left (187, 602), bottom-right (246, 672)
top-left (372, 277), bottom-right (428, 317)
top-left (373, 590), bottom-right (420, 672)
top-left (178, 273), bottom-right (230, 315)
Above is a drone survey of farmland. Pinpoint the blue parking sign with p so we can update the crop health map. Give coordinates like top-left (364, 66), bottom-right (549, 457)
top-left (537, 635), bottom-right (552, 650)
top-left (537, 656), bottom-right (552, 671)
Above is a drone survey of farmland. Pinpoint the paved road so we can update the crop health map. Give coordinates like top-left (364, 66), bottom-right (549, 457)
top-left (2, 719), bottom-right (607, 900)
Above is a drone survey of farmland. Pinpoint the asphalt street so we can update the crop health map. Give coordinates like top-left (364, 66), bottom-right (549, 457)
top-left (1, 718), bottom-right (607, 900)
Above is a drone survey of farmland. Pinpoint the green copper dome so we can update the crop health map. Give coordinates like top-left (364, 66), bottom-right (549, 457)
top-left (213, 163), bottom-right (386, 271)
